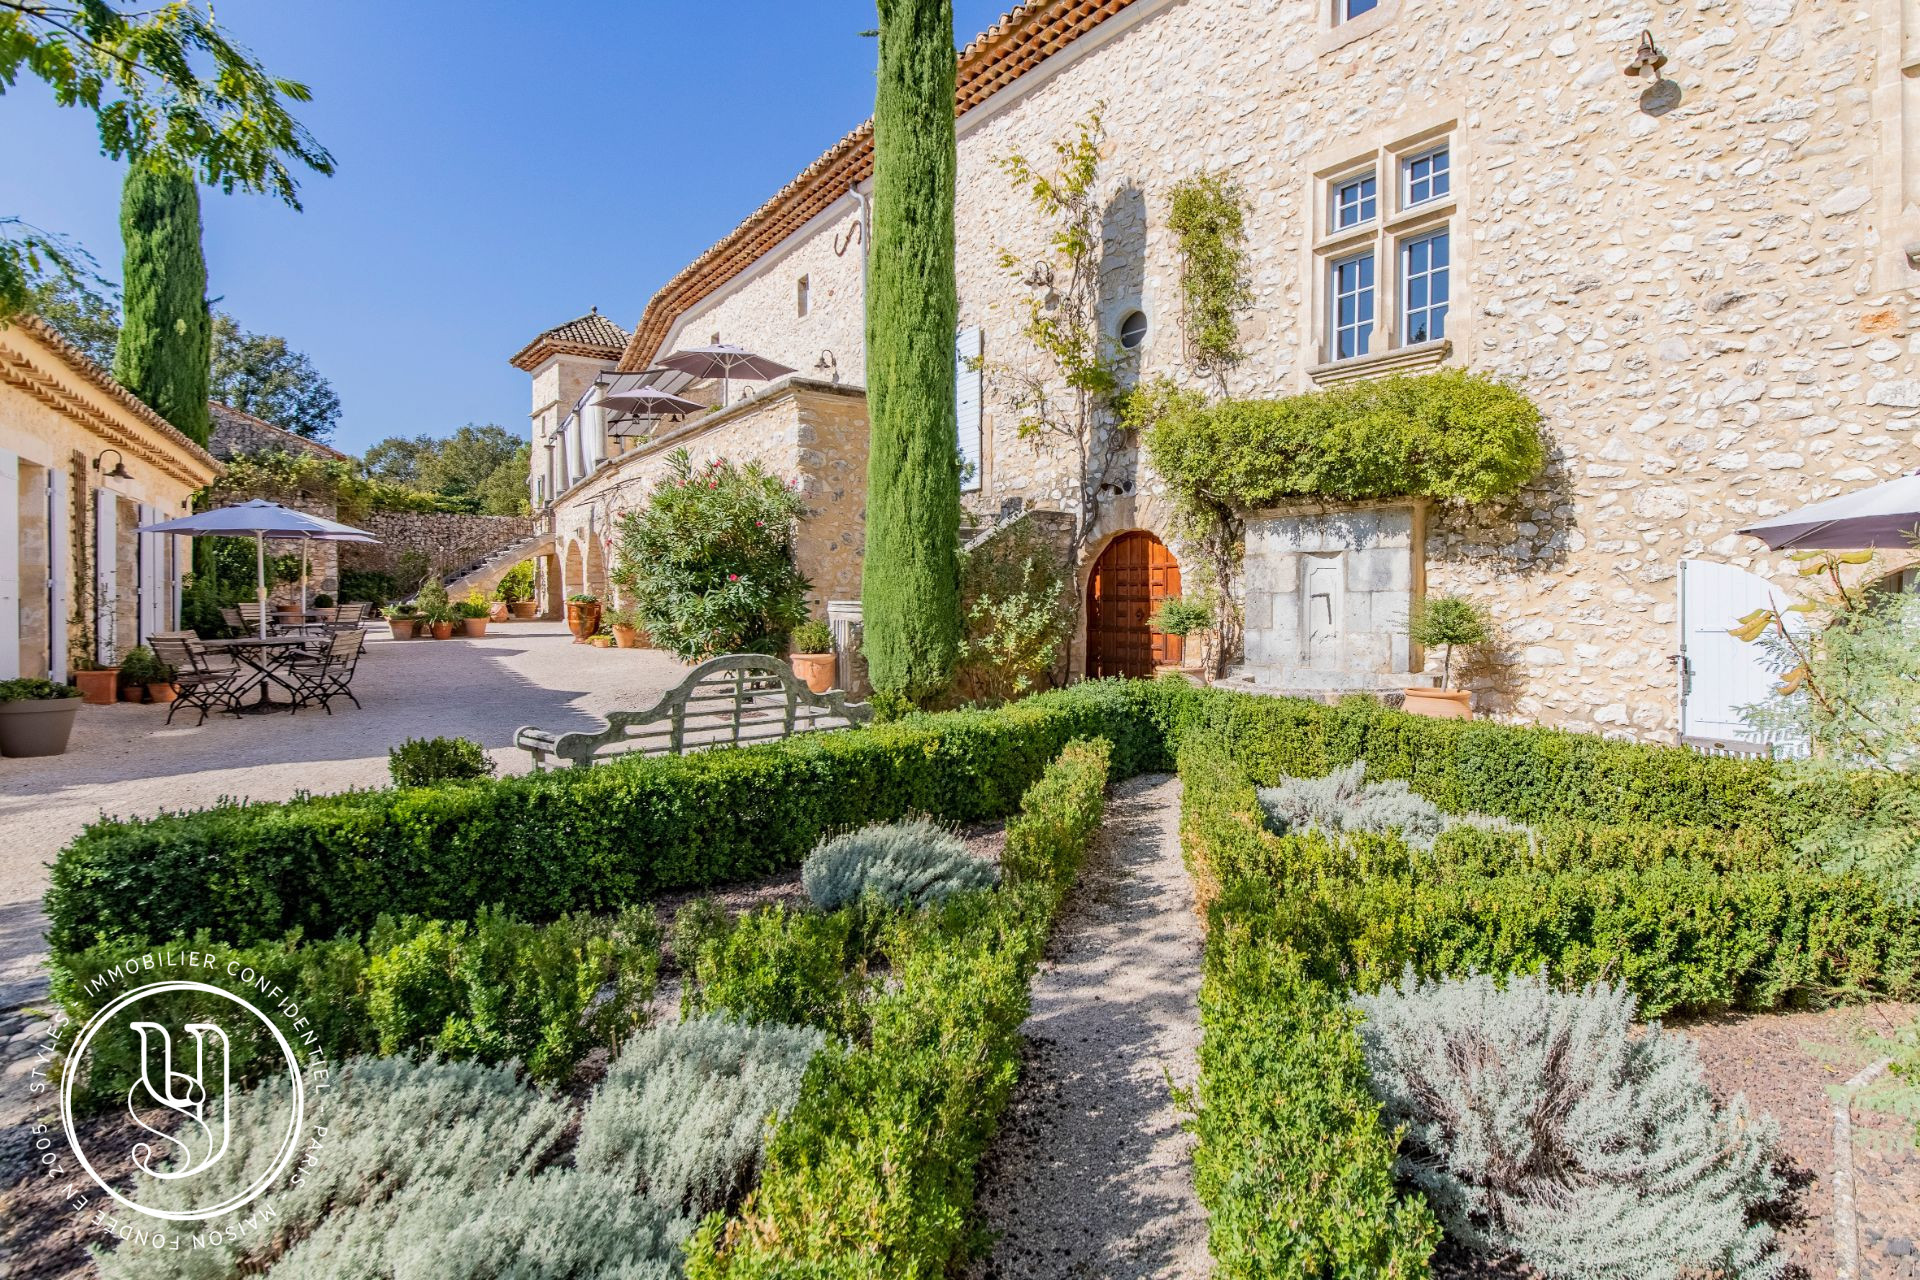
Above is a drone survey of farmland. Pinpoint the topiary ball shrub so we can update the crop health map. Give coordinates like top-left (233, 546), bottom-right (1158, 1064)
top-left (388, 735), bottom-right (496, 787)
top-left (1353, 970), bottom-right (1784, 1280)
top-left (802, 817), bottom-right (1000, 911)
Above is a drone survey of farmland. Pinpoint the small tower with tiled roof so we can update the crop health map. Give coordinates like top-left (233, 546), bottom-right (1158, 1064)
top-left (511, 307), bottom-right (630, 510)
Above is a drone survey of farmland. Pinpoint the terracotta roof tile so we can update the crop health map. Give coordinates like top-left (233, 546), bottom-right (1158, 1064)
top-left (615, 0), bottom-right (1144, 373)
top-left (208, 401), bottom-right (351, 461)
top-left (509, 307), bottom-right (631, 371)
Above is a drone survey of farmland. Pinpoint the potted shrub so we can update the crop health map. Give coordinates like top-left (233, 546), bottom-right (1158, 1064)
top-left (116, 645), bottom-right (177, 704)
top-left (387, 604), bottom-right (421, 640)
top-left (0, 678), bottom-right (83, 756)
top-left (566, 593), bottom-right (601, 644)
top-left (427, 606), bottom-right (456, 641)
top-left (607, 606), bottom-right (648, 649)
top-left (455, 591), bottom-right (490, 638)
top-left (1405, 595), bottom-right (1489, 720)
top-left (789, 619), bottom-right (836, 693)
top-left (1149, 596), bottom-right (1215, 684)
top-left (497, 562), bottom-right (538, 620)
top-left (313, 592), bottom-right (335, 609)
top-left (70, 656), bottom-right (120, 706)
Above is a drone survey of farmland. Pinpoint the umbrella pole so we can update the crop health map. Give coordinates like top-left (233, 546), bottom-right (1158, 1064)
top-left (256, 533), bottom-right (269, 638)
top-left (300, 541), bottom-right (310, 612)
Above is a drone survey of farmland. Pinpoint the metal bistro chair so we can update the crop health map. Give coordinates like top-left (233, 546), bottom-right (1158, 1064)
top-left (237, 602), bottom-right (276, 634)
top-left (149, 632), bottom-right (243, 726)
top-left (285, 630), bottom-right (365, 714)
top-left (220, 605), bottom-right (246, 633)
top-left (328, 602), bottom-right (369, 633)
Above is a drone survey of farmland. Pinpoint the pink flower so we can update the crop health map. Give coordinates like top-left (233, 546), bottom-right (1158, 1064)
top-left (755, 520), bottom-right (765, 527)
top-left (728, 573), bottom-right (739, 581)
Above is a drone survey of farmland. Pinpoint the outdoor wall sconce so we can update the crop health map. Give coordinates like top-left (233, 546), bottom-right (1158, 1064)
top-left (1622, 30), bottom-right (1667, 83)
top-left (92, 448), bottom-right (131, 481)
top-left (813, 348), bottom-right (840, 383)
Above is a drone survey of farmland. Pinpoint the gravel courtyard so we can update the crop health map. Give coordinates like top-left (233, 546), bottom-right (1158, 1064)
top-left (0, 621), bottom-right (691, 1007)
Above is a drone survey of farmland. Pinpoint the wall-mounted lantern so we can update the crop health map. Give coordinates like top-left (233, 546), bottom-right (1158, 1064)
top-left (1622, 30), bottom-right (1667, 83)
top-left (92, 448), bottom-right (131, 481)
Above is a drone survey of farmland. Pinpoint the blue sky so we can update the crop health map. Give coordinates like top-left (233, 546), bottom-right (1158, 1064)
top-left (0, 1), bottom-right (1008, 455)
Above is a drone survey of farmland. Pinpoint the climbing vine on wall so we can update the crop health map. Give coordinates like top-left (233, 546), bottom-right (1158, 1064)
top-left (1166, 172), bottom-right (1253, 382)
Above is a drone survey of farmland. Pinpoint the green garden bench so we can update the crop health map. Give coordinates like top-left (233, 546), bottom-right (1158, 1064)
top-left (513, 652), bottom-right (873, 770)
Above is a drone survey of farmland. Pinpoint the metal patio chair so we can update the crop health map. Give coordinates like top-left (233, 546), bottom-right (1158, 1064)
top-left (285, 630), bottom-right (365, 714)
top-left (150, 632), bottom-right (244, 726)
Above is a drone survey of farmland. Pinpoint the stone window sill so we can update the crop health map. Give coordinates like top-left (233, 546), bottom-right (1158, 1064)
top-left (1308, 338), bottom-right (1452, 386)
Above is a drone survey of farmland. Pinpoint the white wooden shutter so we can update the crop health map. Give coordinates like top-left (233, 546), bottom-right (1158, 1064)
top-left (0, 450), bottom-right (18, 679)
top-left (94, 486), bottom-right (117, 665)
top-left (1677, 558), bottom-right (1807, 754)
top-left (955, 326), bottom-right (983, 493)
top-left (49, 467), bottom-right (68, 679)
top-left (136, 503), bottom-right (163, 641)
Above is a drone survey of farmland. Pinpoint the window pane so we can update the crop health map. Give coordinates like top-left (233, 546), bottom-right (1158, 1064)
top-left (1405, 146), bottom-right (1451, 206)
top-left (1334, 173), bottom-right (1377, 230)
top-left (1332, 252), bottom-right (1375, 359)
top-left (1401, 230), bottom-right (1449, 346)
top-left (1342, 0), bottom-right (1380, 19)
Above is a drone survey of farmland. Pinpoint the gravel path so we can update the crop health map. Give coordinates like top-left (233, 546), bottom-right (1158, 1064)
top-left (967, 772), bottom-right (1211, 1280)
top-left (0, 622), bottom-right (691, 1007)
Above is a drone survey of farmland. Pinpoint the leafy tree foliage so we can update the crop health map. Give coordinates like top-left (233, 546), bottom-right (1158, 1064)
top-left (1166, 171), bottom-right (1252, 380)
top-left (1, 0), bottom-right (333, 318)
top-left (114, 159), bottom-right (210, 446)
top-left (22, 272), bottom-right (119, 366)
top-left (209, 312), bottom-right (340, 440)
top-left (611, 449), bottom-right (811, 660)
top-left (862, 0), bottom-right (961, 703)
top-left (363, 424), bottom-right (529, 515)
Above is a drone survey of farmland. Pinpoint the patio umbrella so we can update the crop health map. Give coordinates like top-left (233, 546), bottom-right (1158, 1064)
top-left (137, 500), bottom-right (380, 637)
top-left (656, 344), bottom-right (795, 408)
top-left (602, 385), bottom-right (704, 437)
top-left (1737, 471), bottom-right (1920, 550)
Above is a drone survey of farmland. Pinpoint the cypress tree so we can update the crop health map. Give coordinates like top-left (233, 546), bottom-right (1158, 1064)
top-left (862, 0), bottom-right (961, 703)
top-left (114, 160), bottom-right (212, 446)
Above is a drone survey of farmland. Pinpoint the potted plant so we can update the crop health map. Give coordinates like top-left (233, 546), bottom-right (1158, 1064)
top-left (116, 645), bottom-right (177, 704)
top-left (455, 591), bottom-right (490, 638)
top-left (427, 606), bottom-right (456, 641)
top-left (70, 655), bottom-right (120, 706)
top-left (313, 592), bottom-right (335, 609)
top-left (607, 606), bottom-right (648, 649)
top-left (387, 604), bottom-right (421, 640)
top-left (566, 593), bottom-right (601, 644)
top-left (1404, 595), bottom-right (1489, 720)
top-left (1148, 596), bottom-right (1215, 684)
top-left (0, 678), bottom-right (84, 757)
top-left (789, 619), bottom-right (836, 693)
top-left (497, 562), bottom-right (538, 620)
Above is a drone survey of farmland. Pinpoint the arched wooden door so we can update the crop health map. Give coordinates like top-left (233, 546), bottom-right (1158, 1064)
top-left (1086, 531), bottom-right (1181, 679)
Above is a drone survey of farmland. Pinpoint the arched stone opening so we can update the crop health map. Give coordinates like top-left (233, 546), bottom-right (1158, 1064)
top-left (1084, 529), bottom-right (1181, 679)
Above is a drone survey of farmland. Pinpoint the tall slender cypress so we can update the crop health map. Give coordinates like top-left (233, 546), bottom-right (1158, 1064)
top-left (862, 0), bottom-right (961, 702)
top-left (114, 160), bottom-right (212, 446)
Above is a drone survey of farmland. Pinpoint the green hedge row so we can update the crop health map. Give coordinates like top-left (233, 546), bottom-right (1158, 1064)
top-left (53, 906), bottom-right (661, 1106)
top-left (686, 736), bottom-right (1113, 1278)
top-left (46, 682), bottom-right (1166, 956)
top-left (1176, 731), bottom-right (1920, 1278)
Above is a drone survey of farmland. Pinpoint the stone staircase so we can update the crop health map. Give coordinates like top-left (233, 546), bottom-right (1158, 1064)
top-left (440, 523), bottom-right (554, 601)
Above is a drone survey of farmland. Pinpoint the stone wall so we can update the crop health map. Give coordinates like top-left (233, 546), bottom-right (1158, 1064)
top-left (339, 512), bottom-right (536, 591)
top-left (547, 378), bottom-right (868, 619)
top-left (601, 0), bottom-right (1920, 739)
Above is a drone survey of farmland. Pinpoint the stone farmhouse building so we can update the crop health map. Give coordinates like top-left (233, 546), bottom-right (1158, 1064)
top-left (516, 0), bottom-right (1920, 746)
top-left (0, 316), bottom-right (221, 680)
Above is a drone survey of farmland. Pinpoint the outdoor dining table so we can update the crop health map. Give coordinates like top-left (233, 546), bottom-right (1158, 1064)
top-left (200, 635), bottom-right (325, 712)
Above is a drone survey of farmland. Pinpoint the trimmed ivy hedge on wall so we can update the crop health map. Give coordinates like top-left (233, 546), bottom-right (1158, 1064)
top-left (1146, 367), bottom-right (1546, 511)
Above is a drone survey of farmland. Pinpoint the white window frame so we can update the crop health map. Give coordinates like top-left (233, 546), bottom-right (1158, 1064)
top-left (1311, 126), bottom-right (1458, 369)
top-left (1335, 0), bottom-right (1380, 23)
top-left (1399, 228), bottom-right (1450, 346)
top-left (1331, 170), bottom-right (1378, 231)
top-left (1330, 251), bottom-right (1376, 360)
top-left (1401, 145), bottom-right (1450, 210)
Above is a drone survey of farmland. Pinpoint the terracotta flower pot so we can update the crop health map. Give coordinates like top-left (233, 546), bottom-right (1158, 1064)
top-left (145, 682), bottom-right (179, 704)
top-left (0, 697), bottom-right (81, 757)
top-left (461, 617), bottom-right (489, 639)
top-left (509, 601), bottom-right (537, 620)
top-left (388, 617), bottom-right (420, 640)
top-left (1403, 687), bottom-right (1472, 720)
top-left (73, 668), bottom-right (120, 705)
top-left (791, 652), bottom-right (836, 694)
top-left (566, 601), bottom-right (602, 643)
top-left (431, 620), bottom-right (454, 640)
top-left (489, 602), bottom-right (509, 622)
top-left (611, 624), bottom-right (642, 649)
top-left (588, 634), bottom-right (612, 649)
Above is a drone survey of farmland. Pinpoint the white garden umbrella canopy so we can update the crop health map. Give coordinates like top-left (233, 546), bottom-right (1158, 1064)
top-left (138, 500), bottom-right (378, 636)
top-left (1738, 472), bottom-right (1920, 550)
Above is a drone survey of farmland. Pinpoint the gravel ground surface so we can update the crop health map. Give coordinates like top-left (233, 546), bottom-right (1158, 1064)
top-left (966, 773), bottom-right (1210, 1280)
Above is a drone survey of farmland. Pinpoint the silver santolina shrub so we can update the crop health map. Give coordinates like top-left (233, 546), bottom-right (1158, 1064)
top-left (1257, 760), bottom-right (1529, 850)
top-left (802, 816), bottom-right (1000, 910)
top-left (1353, 970), bottom-right (1784, 1280)
top-left (98, 1019), bottom-right (824, 1279)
